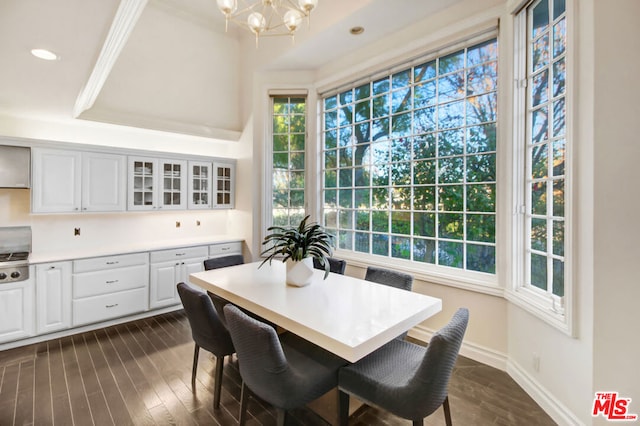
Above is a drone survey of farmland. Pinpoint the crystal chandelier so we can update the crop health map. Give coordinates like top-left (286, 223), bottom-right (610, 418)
top-left (216, 0), bottom-right (319, 46)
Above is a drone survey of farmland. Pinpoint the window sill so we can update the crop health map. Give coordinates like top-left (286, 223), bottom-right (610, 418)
top-left (334, 249), bottom-right (504, 298)
top-left (505, 287), bottom-right (573, 336)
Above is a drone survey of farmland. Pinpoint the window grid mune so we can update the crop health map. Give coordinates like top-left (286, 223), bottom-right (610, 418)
top-left (526, 0), bottom-right (566, 297)
top-left (322, 38), bottom-right (498, 274)
top-left (272, 97), bottom-right (306, 227)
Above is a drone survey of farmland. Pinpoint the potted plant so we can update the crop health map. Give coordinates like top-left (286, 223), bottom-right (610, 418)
top-left (260, 215), bottom-right (334, 286)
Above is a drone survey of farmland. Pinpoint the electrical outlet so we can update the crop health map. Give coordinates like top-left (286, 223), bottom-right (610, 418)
top-left (74, 228), bottom-right (81, 236)
top-left (533, 353), bottom-right (540, 372)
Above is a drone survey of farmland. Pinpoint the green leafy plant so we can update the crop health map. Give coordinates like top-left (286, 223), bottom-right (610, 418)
top-left (260, 215), bottom-right (334, 278)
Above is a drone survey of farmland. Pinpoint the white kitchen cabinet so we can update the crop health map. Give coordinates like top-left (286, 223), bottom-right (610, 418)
top-left (0, 271), bottom-right (35, 344)
top-left (81, 152), bottom-right (127, 212)
top-left (72, 253), bottom-right (149, 327)
top-left (213, 162), bottom-right (235, 209)
top-left (35, 262), bottom-right (72, 334)
top-left (32, 148), bottom-right (126, 213)
top-left (128, 157), bottom-right (187, 211)
top-left (32, 148), bottom-right (82, 213)
top-left (188, 161), bottom-right (212, 209)
top-left (209, 241), bottom-right (243, 258)
top-left (149, 246), bottom-right (207, 309)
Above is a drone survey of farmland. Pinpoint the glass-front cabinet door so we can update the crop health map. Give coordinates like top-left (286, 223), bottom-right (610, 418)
top-left (213, 162), bottom-right (234, 209)
top-left (159, 159), bottom-right (187, 210)
top-left (188, 161), bottom-right (212, 209)
top-left (128, 157), bottom-right (157, 210)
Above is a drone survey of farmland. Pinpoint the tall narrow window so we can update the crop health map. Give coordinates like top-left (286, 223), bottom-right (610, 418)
top-left (322, 37), bottom-right (498, 276)
top-left (271, 96), bottom-right (307, 227)
top-left (512, 0), bottom-right (570, 330)
top-left (525, 0), bottom-right (567, 301)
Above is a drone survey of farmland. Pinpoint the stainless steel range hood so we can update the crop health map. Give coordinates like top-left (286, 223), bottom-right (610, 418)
top-left (0, 146), bottom-right (31, 188)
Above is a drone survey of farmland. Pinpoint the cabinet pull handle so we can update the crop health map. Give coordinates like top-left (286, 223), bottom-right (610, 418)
top-left (106, 261), bottom-right (119, 265)
top-left (176, 253), bottom-right (186, 257)
top-left (106, 280), bottom-right (119, 284)
top-left (105, 303), bottom-right (119, 308)
top-left (221, 247), bottom-right (230, 251)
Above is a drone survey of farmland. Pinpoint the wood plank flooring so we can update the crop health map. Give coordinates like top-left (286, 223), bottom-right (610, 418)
top-left (0, 310), bottom-right (556, 425)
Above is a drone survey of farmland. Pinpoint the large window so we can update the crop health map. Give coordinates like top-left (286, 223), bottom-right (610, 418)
top-left (271, 96), bottom-right (307, 227)
top-left (321, 37), bottom-right (498, 275)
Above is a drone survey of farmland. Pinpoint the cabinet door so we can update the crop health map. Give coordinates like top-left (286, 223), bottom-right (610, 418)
top-left (183, 257), bottom-right (206, 289)
top-left (32, 148), bottom-right (82, 213)
top-left (149, 261), bottom-right (181, 309)
top-left (128, 157), bottom-right (158, 210)
top-left (82, 152), bottom-right (126, 212)
top-left (36, 262), bottom-right (72, 334)
top-left (0, 280), bottom-right (35, 344)
top-left (159, 159), bottom-right (187, 210)
top-left (188, 161), bottom-right (212, 209)
top-left (213, 162), bottom-right (235, 209)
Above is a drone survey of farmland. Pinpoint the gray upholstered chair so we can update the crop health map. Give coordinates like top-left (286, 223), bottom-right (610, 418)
top-left (313, 256), bottom-right (347, 275)
top-left (364, 266), bottom-right (414, 338)
top-left (203, 254), bottom-right (244, 271)
top-left (223, 304), bottom-right (347, 426)
top-left (364, 265), bottom-right (413, 291)
top-left (176, 282), bottom-right (235, 409)
top-left (203, 254), bottom-right (245, 327)
top-left (338, 308), bottom-right (469, 426)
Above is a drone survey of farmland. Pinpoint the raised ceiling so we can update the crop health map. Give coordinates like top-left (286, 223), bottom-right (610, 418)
top-left (0, 0), bottom-right (462, 140)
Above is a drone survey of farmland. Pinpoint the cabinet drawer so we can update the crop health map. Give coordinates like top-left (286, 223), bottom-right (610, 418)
top-left (73, 265), bottom-right (148, 299)
top-left (74, 252), bottom-right (148, 273)
top-left (209, 241), bottom-right (242, 257)
top-left (150, 246), bottom-right (208, 263)
top-left (72, 287), bottom-right (148, 327)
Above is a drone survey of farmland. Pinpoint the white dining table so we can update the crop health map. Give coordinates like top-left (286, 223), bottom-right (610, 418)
top-left (189, 261), bottom-right (442, 363)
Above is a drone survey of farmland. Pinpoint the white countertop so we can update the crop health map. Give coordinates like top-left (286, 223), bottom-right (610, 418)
top-left (190, 261), bottom-right (442, 363)
top-left (29, 236), bottom-right (243, 264)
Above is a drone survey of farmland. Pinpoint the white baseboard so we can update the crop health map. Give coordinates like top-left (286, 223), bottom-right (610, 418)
top-left (409, 324), bottom-right (583, 426)
top-left (409, 323), bottom-right (508, 371)
top-left (507, 360), bottom-right (584, 426)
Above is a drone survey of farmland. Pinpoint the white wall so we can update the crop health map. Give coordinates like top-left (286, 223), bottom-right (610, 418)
top-left (592, 0), bottom-right (640, 421)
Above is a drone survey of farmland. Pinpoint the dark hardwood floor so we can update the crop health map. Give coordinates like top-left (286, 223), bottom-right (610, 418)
top-left (0, 310), bottom-right (556, 425)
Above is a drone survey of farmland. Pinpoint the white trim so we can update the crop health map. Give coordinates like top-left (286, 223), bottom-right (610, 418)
top-left (336, 249), bottom-right (504, 298)
top-left (409, 323), bottom-right (508, 371)
top-left (77, 106), bottom-right (242, 141)
top-left (0, 304), bottom-right (183, 352)
top-left (507, 359), bottom-right (584, 426)
top-left (73, 0), bottom-right (148, 118)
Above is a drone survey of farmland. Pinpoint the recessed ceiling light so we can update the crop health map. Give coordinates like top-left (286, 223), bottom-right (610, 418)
top-left (31, 48), bottom-right (58, 61)
top-left (350, 26), bottom-right (365, 35)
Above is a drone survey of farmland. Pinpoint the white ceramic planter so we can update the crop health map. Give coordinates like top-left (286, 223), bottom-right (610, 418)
top-left (285, 257), bottom-right (314, 287)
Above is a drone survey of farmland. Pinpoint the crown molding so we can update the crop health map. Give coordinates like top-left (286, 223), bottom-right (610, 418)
top-left (73, 0), bottom-right (148, 118)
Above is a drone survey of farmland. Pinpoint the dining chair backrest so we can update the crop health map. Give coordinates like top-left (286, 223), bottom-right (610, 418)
top-left (203, 254), bottom-right (244, 271)
top-left (177, 282), bottom-right (234, 357)
top-left (203, 254), bottom-right (245, 327)
top-left (364, 266), bottom-right (413, 292)
top-left (223, 304), bottom-right (347, 414)
top-left (313, 257), bottom-right (347, 275)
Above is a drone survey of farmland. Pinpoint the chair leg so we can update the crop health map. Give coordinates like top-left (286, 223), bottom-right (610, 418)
top-left (191, 344), bottom-right (200, 392)
top-left (443, 395), bottom-right (452, 426)
top-left (239, 381), bottom-right (250, 426)
top-left (276, 408), bottom-right (286, 426)
top-left (339, 390), bottom-right (350, 426)
top-left (412, 420), bottom-right (424, 426)
top-left (213, 355), bottom-right (224, 409)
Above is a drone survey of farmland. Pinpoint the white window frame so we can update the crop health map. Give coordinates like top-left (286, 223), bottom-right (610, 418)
top-left (507, 0), bottom-right (575, 335)
top-left (318, 30), bottom-right (502, 292)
